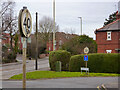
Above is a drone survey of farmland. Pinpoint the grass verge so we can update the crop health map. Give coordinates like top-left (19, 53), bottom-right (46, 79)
top-left (10, 71), bottom-right (120, 80)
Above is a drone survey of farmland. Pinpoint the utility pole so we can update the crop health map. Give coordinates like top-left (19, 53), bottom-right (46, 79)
top-left (35, 12), bottom-right (38, 70)
top-left (53, 0), bottom-right (56, 51)
top-left (78, 17), bottom-right (82, 35)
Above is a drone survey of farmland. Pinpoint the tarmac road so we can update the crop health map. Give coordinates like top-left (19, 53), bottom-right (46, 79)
top-left (2, 77), bottom-right (119, 89)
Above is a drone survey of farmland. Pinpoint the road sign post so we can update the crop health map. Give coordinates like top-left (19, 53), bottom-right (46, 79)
top-left (22, 37), bottom-right (27, 90)
top-left (84, 47), bottom-right (89, 74)
top-left (35, 12), bottom-right (38, 70)
top-left (18, 7), bottom-right (32, 89)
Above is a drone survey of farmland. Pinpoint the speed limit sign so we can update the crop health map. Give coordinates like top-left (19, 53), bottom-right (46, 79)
top-left (84, 47), bottom-right (89, 54)
top-left (18, 7), bottom-right (32, 37)
top-left (18, 7), bottom-right (32, 89)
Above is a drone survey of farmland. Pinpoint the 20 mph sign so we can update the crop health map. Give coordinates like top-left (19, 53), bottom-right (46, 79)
top-left (18, 7), bottom-right (32, 37)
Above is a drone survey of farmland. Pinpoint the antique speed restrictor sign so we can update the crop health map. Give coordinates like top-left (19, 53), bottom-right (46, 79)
top-left (18, 7), bottom-right (32, 89)
top-left (19, 7), bottom-right (32, 37)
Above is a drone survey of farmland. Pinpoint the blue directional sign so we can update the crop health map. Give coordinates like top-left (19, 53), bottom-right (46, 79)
top-left (84, 55), bottom-right (88, 61)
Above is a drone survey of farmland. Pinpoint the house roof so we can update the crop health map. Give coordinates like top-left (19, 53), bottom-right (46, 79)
top-left (95, 18), bottom-right (120, 33)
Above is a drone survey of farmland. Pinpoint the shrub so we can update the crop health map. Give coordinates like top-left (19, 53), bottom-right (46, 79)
top-left (102, 54), bottom-right (119, 73)
top-left (7, 52), bottom-right (16, 60)
top-left (61, 35), bottom-right (97, 55)
top-left (69, 55), bottom-right (84, 72)
top-left (88, 54), bottom-right (104, 73)
top-left (69, 53), bottom-right (120, 73)
top-left (2, 59), bottom-right (10, 63)
top-left (2, 59), bottom-right (17, 64)
top-left (18, 49), bottom-right (22, 54)
top-left (49, 50), bottom-right (71, 71)
top-left (2, 52), bottom-right (17, 64)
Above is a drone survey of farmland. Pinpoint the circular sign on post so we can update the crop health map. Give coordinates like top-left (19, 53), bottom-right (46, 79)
top-left (18, 7), bottom-right (32, 38)
top-left (84, 47), bottom-right (89, 54)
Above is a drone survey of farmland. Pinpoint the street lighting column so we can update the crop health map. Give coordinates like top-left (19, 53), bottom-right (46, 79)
top-left (78, 17), bottom-right (82, 35)
top-left (53, 0), bottom-right (56, 51)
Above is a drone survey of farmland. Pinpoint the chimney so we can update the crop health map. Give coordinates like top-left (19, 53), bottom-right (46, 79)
top-left (116, 1), bottom-right (120, 19)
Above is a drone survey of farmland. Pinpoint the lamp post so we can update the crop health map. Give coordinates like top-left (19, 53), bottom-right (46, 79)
top-left (53, 0), bottom-right (56, 51)
top-left (78, 17), bottom-right (82, 35)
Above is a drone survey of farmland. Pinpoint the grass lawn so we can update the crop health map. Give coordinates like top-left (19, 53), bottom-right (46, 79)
top-left (10, 71), bottom-right (120, 80)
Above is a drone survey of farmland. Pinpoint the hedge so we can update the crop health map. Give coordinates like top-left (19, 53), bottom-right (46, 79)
top-left (69, 53), bottom-right (120, 73)
top-left (49, 50), bottom-right (71, 71)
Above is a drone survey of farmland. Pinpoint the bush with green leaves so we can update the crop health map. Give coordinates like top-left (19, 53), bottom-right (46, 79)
top-left (61, 35), bottom-right (97, 55)
top-left (49, 50), bottom-right (71, 71)
top-left (69, 55), bottom-right (84, 72)
top-left (69, 53), bottom-right (120, 73)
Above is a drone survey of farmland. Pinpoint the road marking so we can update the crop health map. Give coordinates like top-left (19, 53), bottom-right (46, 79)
top-left (97, 86), bottom-right (101, 90)
top-left (101, 84), bottom-right (107, 90)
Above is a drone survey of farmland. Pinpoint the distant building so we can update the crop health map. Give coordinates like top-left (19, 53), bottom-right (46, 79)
top-left (2, 33), bottom-right (10, 45)
top-left (2, 33), bottom-right (23, 50)
top-left (46, 32), bottom-right (78, 51)
top-left (95, 11), bottom-right (120, 53)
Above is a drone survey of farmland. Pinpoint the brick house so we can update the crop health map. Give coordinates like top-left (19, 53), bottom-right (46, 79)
top-left (2, 33), bottom-right (23, 50)
top-left (95, 12), bottom-right (120, 53)
top-left (2, 33), bottom-right (10, 45)
top-left (46, 32), bottom-right (78, 51)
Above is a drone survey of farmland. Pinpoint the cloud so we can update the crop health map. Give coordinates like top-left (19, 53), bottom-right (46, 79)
top-left (14, 0), bottom-right (119, 3)
top-left (15, 1), bottom-right (118, 40)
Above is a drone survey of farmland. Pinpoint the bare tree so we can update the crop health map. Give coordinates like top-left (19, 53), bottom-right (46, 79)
top-left (64, 27), bottom-right (76, 34)
top-left (38, 16), bottom-right (59, 43)
top-left (39, 16), bottom-right (59, 33)
top-left (0, 1), bottom-right (13, 16)
top-left (1, 1), bottom-right (17, 50)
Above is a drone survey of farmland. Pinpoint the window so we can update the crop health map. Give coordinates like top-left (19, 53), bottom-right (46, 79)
top-left (106, 50), bottom-right (112, 53)
top-left (107, 31), bottom-right (111, 40)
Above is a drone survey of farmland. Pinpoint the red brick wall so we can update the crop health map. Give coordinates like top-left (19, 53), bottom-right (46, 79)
top-left (2, 33), bottom-right (23, 50)
top-left (2, 33), bottom-right (10, 45)
top-left (46, 41), bottom-right (53, 51)
top-left (2, 38), bottom-right (10, 45)
top-left (46, 32), bottom-right (78, 51)
top-left (46, 41), bottom-right (60, 51)
top-left (96, 31), bottom-right (120, 53)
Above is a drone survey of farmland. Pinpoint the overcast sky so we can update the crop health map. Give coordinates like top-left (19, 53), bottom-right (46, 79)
top-left (3, 0), bottom-right (120, 39)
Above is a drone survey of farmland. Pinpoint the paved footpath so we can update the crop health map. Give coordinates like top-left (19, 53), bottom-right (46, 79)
top-left (2, 77), bottom-right (119, 88)
top-left (1, 55), bottom-right (50, 79)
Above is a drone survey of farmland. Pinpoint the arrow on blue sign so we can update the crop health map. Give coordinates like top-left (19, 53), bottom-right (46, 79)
top-left (84, 55), bottom-right (88, 61)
